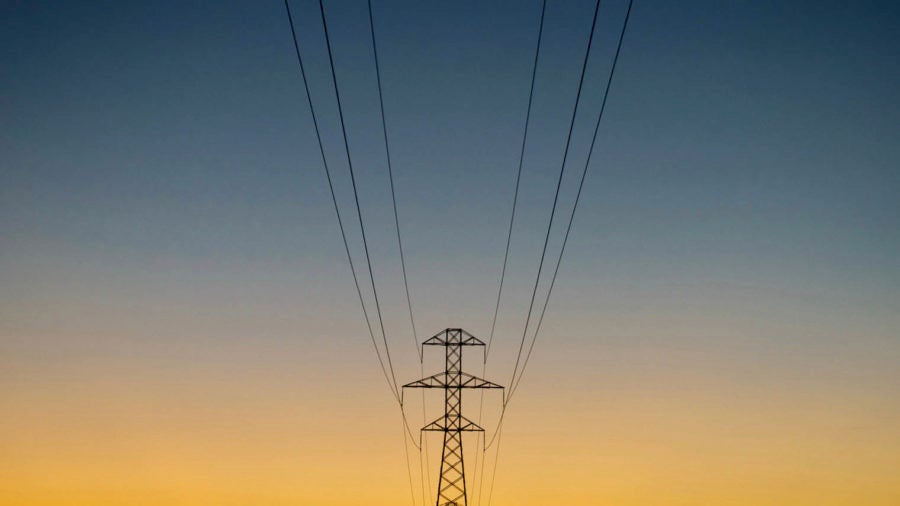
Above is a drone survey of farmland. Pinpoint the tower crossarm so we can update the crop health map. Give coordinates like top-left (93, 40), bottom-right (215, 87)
top-left (422, 414), bottom-right (485, 432)
top-left (420, 328), bottom-right (486, 349)
top-left (402, 371), bottom-right (504, 390)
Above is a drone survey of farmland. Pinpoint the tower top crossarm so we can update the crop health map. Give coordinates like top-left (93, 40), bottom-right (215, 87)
top-left (420, 328), bottom-right (488, 363)
top-left (421, 328), bottom-right (485, 348)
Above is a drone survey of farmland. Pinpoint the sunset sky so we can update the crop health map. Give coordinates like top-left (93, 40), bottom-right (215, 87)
top-left (2, 0), bottom-right (898, 505)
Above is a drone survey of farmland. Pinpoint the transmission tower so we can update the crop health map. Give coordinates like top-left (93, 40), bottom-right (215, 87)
top-left (404, 328), bottom-right (503, 506)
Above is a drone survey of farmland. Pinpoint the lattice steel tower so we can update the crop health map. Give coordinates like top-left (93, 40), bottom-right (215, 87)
top-left (404, 328), bottom-right (503, 506)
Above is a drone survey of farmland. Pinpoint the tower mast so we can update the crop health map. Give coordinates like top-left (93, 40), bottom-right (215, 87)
top-left (404, 329), bottom-right (503, 506)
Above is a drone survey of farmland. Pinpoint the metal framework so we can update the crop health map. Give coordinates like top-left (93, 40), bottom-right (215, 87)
top-left (404, 329), bottom-right (503, 506)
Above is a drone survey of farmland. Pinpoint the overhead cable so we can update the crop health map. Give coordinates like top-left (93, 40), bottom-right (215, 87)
top-left (484, 5), bottom-right (635, 497)
top-left (317, 0), bottom-right (400, 397)
top-left (283, 0), bottom-right (398, 402)
top-left (366, 1), bottom-right (433, 499)
top-left (508, 0), bottom-right (634, 403)
top-left (474, 1), bottom-right (548, 502)
top-left (484, 0), bottom-right (549, 361)
top-left (367, 0), bottom-right (421, 361)
top-left (507, 0), bottom-right (604, 404)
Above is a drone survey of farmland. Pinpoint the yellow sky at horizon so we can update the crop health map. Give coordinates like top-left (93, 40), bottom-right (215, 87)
top-left (3, 322), bottom-right (899, 506)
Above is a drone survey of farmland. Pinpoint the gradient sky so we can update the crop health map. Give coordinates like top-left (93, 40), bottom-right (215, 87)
top-left (2, 1), bottom-right (899, 505)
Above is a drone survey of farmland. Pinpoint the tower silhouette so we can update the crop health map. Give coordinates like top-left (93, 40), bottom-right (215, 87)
top-left (404, 329), bottom-right (503, 506)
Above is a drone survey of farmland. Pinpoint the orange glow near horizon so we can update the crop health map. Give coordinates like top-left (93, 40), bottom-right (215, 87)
top-left (3, 322), bottom-right (899, 506)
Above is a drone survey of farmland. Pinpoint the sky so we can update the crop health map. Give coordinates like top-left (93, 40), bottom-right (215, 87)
top-left (1, 0), bottom-right (899, 505)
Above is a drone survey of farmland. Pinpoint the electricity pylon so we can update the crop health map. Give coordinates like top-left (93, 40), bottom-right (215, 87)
top-left (404, 328), bottom-right (503, 506)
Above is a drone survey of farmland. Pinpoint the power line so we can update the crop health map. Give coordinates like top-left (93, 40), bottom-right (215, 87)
top-left (282, 0), bottom-right (398, 403)
top-left (401, 414), bottom-right (418, 506)
top-left (365, 2), bottom-right (433, 500)
top-left (484, 406), bottom-right (506, 450)
top-left (484, 424), bottom-right (504, 506)
top-left (289, 2), bottom-right (422, 502)
top-left (507, 0), bottom-right (603, 404)
top-left (367, 0), bottom-right (420, 361)
top-left (418, 418), bottom-right (429, 506)
top-left (474, 2), bottom-right (548, 502)
top-left (485, 0), bottom-right (548, 361)
top-left (420, 387), bottom-right (433, 501)
top-left (287, 0), bottom-right (635, 503)
top-left (317, 0), bottom-right (400, 398)
top-left (508, 0), bottom-right (634, 402)
top-left (482, 3), bottom-right (635, 499)
top-left (483, 0), bottom-right (602, 488)
top-left (362, 1), bottom-right (429, 503)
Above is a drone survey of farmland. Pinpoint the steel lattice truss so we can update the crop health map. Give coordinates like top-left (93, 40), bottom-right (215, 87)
top-left (404, 329), bottom-right (503, 506)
